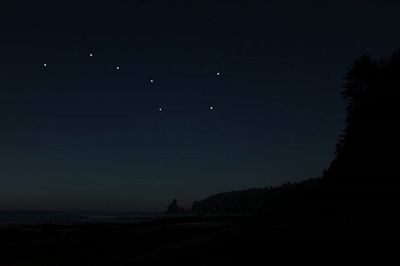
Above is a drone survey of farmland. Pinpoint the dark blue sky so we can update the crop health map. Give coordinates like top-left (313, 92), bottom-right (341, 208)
top-left (1, 0), bottom-right (399, 211)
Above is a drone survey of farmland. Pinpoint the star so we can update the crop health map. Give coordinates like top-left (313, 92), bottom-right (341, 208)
top-left (210, 106), bottom-right (214, 110)
top-left (150, 79), bottom-right (154, 83)
top-left (158, 107), bottom-right (163, 112)
top-left (89, 53), bottom-right (93, 57)
top-left (216, 72), bottom-right (220, 76)
top-left (43, 63), bottom-right (47, 67)
top-left (116, 66), bottom-right (120, 70)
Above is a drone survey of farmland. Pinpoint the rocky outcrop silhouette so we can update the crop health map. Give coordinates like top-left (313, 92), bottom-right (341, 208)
top-left (166, 199), bottom-right (185, 214)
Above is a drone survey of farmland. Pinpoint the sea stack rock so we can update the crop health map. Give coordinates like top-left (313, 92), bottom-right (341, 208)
top-left (166, 199), bottom-right (184, 214)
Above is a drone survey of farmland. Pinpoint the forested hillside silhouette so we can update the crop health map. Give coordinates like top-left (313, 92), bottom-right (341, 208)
top-left (325, 49), bottom-right (400, 224)
top-left (193, 49), bottom-right (400, 225)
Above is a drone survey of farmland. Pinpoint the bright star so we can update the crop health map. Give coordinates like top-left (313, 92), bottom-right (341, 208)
top-left (43, 63), bottom-right (47, 67)
top-left (216, 72), bottom-right (220, 76)
top-left (210, 106), bottom-right (214, 110)
top-left (150, 79), bottom-right (154, 83)
top-left (116, 66), bottom-right (120, 70)
top-left (89, 53), bottom-right (93, 57)
top-left (158, 107), bottom-right (162, 111)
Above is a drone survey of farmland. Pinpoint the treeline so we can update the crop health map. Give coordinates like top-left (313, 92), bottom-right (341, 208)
top-left (192, 49), bottom-right (400, 222)
top-left (324, 49), bottom-right (400, 222)
top-left (192, 178), bottom-right (327, 220)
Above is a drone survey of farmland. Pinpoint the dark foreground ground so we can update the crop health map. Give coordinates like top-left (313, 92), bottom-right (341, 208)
top-left (1, 216), bottom-right (399, 265)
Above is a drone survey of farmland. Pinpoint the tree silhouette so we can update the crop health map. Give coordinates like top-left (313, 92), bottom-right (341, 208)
top-left (192, 49), bottom-right (400, 224)
top-left (325, 50), bottom-right (400, 222)
top-left (329, 50), bottom-right (400, 186)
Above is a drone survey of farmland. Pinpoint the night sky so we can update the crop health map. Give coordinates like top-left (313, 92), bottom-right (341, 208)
top-left (1, 0), bottom-right (399, 211)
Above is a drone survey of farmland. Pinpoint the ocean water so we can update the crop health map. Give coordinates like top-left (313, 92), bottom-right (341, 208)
top-left (0, 211), bottom-right (162, 226)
